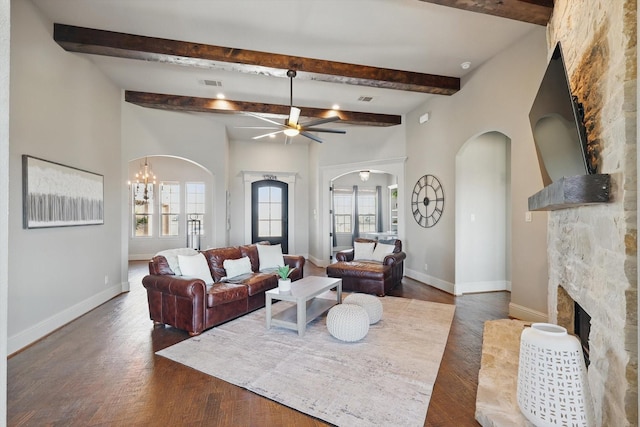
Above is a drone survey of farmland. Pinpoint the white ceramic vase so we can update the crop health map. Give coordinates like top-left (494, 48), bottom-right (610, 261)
top-left (278, 278), bottom-right (291, 293)
top-left (517, 323), bottom-right (595, 427)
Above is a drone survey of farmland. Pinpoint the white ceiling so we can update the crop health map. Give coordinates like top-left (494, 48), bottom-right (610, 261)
top-left (31, 0), bottom-right (538, 141)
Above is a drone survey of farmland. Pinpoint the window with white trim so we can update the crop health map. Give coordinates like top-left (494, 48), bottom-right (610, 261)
top-left (160, 182), bottom-right (180, 236)
top-left (133, 183), bottom-right (154, 237)
top-left (186, 182), bottom-right (205, 235)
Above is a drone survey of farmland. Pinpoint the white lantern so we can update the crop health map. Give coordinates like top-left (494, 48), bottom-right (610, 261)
top-left (517, 323), bottom-right (595, 427)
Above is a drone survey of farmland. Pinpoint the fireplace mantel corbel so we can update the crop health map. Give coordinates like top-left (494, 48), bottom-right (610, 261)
top-left (528, 174), bottom-right (611, 211)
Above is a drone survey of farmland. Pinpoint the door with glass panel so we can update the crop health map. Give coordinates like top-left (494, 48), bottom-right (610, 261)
top-left (251, 180), bottom-right (288, 253)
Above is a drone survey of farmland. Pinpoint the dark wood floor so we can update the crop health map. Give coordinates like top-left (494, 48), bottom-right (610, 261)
top-left (8, 261), bottom-right (509, 426)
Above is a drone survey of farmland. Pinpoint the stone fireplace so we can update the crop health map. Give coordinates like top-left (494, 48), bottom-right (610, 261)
top-left (544, 1), bottom-right (637, 425)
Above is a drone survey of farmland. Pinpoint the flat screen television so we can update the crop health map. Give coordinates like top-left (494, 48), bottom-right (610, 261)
top-left (529, 42), bottom-right (595, 185)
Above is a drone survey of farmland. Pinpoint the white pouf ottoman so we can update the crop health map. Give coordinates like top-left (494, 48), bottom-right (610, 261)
top-left (344, 293), bottom-right (383, 324)
top-left (326, 304), bottom-right (370, 342)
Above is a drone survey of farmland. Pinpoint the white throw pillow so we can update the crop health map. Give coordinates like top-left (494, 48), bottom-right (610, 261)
top-left (177, 253), bottom-right (214, 285)
top-left (353, 241), bottom-right (375, 261)
top-left (155, 247), bottom-right (198, 275)
top-left (371, 243), bottom-right (396, 262)
top-left (223, 256), bottom-right (253, 279)
top-left (257, 244), bottom-right (285, 270)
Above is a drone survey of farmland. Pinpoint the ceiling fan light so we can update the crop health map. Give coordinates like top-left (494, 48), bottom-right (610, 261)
top-left (288, 107), bottom-right (301, 126)
top-left (283, 128), bottom-right (300, 137)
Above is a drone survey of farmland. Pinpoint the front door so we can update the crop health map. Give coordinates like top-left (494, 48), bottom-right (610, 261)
top-left (251, 180), bottom-right (288, 253)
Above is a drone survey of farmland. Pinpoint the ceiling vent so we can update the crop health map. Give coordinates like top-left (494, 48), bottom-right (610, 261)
top-left (358, 96), bottom-right (374, 102)
top-left (202, 79), bottom-right (223, 87)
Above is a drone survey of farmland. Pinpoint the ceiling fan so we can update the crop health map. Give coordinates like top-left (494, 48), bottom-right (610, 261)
top-left (244, 70), bottom-right (346, 144)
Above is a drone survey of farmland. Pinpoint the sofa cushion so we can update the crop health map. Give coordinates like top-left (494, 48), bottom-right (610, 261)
top-left (202, 247), bottom-right (242, 282)
top-left (155, 247), bottom-right (198, 275)
top-left (371, 243), bottom-right (395, 262)
top-left (354, 241), bottom-right (375, 261)
top-left (206, 282), bottom-right (248, 308)
top-left (241, 272), bottom-right (278, 296)
top-left (178, 253), bottom-right (215, 285)
top-left (240, 244), bottom-right (260, 272)
top-left (223, 256), bottom-right (252, 279)
top-left (257, 243), bottom-right (285, 270)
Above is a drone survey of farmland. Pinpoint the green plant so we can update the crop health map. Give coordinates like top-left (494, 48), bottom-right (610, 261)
top-left (277, 265), bottom-right (291, 280)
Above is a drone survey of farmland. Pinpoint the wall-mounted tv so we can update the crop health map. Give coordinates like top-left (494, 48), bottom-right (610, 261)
top-left (529, 42), bottom-right (595, 186)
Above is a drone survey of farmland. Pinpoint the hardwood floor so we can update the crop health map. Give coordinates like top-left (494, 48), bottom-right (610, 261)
top-left (8, 261), bottom-right (509, 426)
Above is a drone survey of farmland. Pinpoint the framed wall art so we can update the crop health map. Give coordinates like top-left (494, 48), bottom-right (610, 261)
top-left (22, 155), bottom-right (104, 229)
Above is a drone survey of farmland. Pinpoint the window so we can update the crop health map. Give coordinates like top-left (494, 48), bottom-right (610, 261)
top-left (160, 182), bottom-right (180, 236)
top-left (358, 190), bottom-right (377, 233)
top-left (333, 189), bottom-right (352, 233)
top-left (133, 183), bottom-right (153, 237)
top-left (257, 185), bottom-right (282, 237)
top-left (186, 182), bottom-right (205, 235)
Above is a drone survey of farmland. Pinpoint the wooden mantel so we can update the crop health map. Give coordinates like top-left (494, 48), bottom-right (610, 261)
top-left (528, 174), bottom-right (611, 211)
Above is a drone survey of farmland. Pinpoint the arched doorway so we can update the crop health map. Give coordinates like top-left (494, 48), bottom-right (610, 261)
top-left (455, 132), bottom-right (511, 294)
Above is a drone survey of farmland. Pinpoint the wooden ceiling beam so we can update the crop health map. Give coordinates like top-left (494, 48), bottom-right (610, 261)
top-left (124, 91), bottom-right (402, 127)
top-left (54, 24), bottom-right (460, 96)
top-left (418, 0), bottom-right (554, 26)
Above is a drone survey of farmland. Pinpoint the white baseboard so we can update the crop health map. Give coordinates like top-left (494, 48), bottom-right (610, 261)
top-left (456, 280), bottom-right (511, 295)
top-left (405, 268), bottom-right (456, 295)
top-left (509, 302), bottom-right (547, 323)
top-left (8, 283), bottom-right (124, 355)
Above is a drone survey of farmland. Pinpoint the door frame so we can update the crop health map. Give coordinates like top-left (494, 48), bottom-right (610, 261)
top-left (243, 171), bottom-right (297, 253)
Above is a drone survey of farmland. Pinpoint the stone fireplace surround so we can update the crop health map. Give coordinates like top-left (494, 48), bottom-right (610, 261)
top-left (544, 1), bottom-right (637, 424)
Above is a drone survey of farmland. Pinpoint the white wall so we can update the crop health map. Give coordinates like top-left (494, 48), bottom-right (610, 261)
top-left (1, 0), bottom-right (10, 422)
top-left (228, 139), bottom-right (310, 256)
top-left (121, 104), bottom-right (229, 251)
top-left (404, 27), bottom-right (550, 318)
top-left (455, 132), bottom-right (510, 294)
top-left (127, 155), bottom-right (214, 259)
top-left (8, 0), bottom-right (123, 353)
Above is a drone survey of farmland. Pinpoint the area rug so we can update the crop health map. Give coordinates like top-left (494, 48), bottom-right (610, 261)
top-left (157, 295), bottom-right (455, 427)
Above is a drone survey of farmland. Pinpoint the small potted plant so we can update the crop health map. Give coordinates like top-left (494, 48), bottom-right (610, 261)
top-left (277, 265), bottom-right (292, 293)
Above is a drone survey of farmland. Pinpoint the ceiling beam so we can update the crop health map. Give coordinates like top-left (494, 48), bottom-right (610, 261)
top-left (124, 91), bottom-right (402, 127)
top-left (418, 0), bottom-right (554, 26)
top-left (54, 24), bottom-right (460, 96)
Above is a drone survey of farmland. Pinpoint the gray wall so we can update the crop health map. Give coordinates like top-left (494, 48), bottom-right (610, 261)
top-left (8, 0), bottom-right (123, 353)
top-left (404, 27), bottom-right (550, 318)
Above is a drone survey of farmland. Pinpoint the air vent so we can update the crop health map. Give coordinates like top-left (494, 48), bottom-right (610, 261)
top-left (358, 96), bottom-right (374, 102)
top-left (202, 79), bottom-right (223, 87)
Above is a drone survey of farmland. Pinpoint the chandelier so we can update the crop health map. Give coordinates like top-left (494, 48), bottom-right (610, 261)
top-left (131, 157), bottom-right (156, 203)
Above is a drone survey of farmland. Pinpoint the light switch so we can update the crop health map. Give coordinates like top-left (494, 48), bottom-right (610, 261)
top-left (525, 211), bottom-right (532, 222)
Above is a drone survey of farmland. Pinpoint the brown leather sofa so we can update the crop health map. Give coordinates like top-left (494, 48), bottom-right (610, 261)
top-left (326, 238), bottom-right (405, 296)
top-left (142, 243), bottom-right (305, 336)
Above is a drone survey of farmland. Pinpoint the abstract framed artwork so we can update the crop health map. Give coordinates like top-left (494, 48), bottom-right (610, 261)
top-left (22, 155), bottom-right (104, 229)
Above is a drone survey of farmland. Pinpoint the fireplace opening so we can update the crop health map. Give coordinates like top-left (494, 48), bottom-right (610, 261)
top-left (574, 302), bottom-right (591, 367)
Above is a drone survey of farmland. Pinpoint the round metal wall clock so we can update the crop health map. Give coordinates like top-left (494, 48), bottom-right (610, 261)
top-left (411, 174), bottom-right (444, 228)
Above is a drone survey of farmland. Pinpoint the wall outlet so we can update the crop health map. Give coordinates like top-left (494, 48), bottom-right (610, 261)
top-left (424, 263), bottom-right (428, 272)
top-left (104, 275), bottom-right (109, 285)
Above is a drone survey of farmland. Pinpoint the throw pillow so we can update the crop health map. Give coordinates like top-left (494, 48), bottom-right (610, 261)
top-left (257, 243), bottom-right (285, 270)
top-left (155, 247), bottom-right (198, 275)
top-left (177, 253), bottom-right (214, 285)
top-left (371, 243), bottom-right (396, 262)
top-left (223, 256), bottom-right (253, 279)
top-left (353, 241), bottom-right (375, 261)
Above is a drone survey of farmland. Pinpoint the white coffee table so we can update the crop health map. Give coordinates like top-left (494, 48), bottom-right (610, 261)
top-left (265, 276), bottom-right (342, 336)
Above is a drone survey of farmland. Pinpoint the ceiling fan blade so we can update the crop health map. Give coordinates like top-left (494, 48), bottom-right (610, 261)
top-left (244, 111), bottom-right (285, 127)
top-left (300, 131), bottom-right (324, 143)
top-left (302, 116), bottom-right (340, 127)
top-left (303, 127), bottom-right (346, 134)
top-left (288, 107), bottom-right (301, 127)
top-left (235, 126), bottom-right (280, 130)
top-left (253, 130), bottom-right (285, 140)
